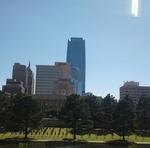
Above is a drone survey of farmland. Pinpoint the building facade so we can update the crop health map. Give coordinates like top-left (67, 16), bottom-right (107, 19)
top-left (12, 63), bottom-right (27, 89)
top-left (12, 62), bottom-right (34, 95)
top-left (35, 62), bottom-right (74, 96)
top-left (66, 37), bottom-right (86, 95)
top-left (55, 62), bottom-right (71, 79)
top-left (120, 81), bottom-right (150, 104)
top-left (32, 94), bottom-right (66, 115)
top-left (26, 63), bottom-right (34, 95)
top-left (52, 78), bottom-right (74, 96)
top-left (71, 67), bottom-right (82, 95)
top-left (35, 65), bottom-right (63, 95)
top-left (54, 62), bottom-right (75, 95)
top-left (2, 79), bottom-right (25, 95)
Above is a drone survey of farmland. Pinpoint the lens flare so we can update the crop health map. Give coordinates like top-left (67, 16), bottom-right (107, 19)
top-left (131, 0), bottom-right (139, 17)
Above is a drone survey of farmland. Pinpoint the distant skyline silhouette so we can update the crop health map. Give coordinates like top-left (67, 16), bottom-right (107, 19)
top-left (1, 0), bottom-right (150, 99)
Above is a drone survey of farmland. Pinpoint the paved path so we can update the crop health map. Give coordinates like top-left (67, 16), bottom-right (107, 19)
top-left (1, 138), bottom-right (150, 145)
top-left (33, 140), bottom-right (150, 145)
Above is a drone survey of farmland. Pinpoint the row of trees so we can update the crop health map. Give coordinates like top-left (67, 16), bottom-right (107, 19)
top-left (0, 91), bottom-right (42, 139)
top-left (1, 91), bottom-right (150, 141)
top-left (59, 94), bottom-right (150, 140)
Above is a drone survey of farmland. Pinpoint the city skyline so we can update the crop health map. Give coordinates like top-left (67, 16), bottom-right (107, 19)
top-left (1, 0), bottom-right (150, 99)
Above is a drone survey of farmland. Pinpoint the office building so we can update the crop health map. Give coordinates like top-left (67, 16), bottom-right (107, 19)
top-left (66, 37), bottom-right (86, 95)
top-left (54, 62), bottom-right (74, 95)
top-left (26, 62), bottom-right (34, 95)
top-left (32, 94), bottom-right (66, 116)
top-left (12, 63), bottom-right (27, 88)
top-left (35, 65), bottom-right (63, 95)
top-left (12, 62), bottom-right (34, 95)
top-left (2, 79), bottom-right (25, 95)
top-left (55, 62), bottom-right (71, 79)
top-left (71, 67), bottom-right (82, 95)
top-left (52, 78), bottom-right (75, 96)
top-left (35, 62), bottom-right (74, 95)
top-left (120, 81), bottom-right (150, 104)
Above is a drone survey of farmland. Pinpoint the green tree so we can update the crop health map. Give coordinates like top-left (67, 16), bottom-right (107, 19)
top-left (8, 95), bottom-right (42, 139)
top-left (113, 95), bottom-right (136, 141)
top-left (84, 95), bottom-right (103, 128)
top-left (78, 98), bottom-right (93, 130)
top-left (100, 94), bottom-right (117, 131)
top-left (59, 94), bottom-right (93, 140)
top-left (0, 91), bottom-right (11, 132)
top-left (136, 96), bottom-right (150, 136)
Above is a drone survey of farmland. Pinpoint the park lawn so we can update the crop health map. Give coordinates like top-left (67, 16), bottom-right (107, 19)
top-left (0, 128), bottom-right (150, 142)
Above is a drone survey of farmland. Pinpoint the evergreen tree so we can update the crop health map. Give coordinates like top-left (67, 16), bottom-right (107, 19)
top-left (0, 91), bottom-right (11, 132)
top-left (136, 96), bottom-right (150, 136)
top-left (113, 95), bottom-right (136, 141)
top-left (7, 96), bottom-right (42, 139)
top-left (78, 98), bottom-right (93, 130)
top-left (59, 94), bottom-right (93, 140)
top-left (83, 95), bottom-right (102, 128)
top-left (100, 94), bottom-right (117, 131)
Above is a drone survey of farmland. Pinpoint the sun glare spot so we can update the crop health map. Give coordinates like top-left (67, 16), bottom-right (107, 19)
top-left (131, 0), bottom-right (139, 17)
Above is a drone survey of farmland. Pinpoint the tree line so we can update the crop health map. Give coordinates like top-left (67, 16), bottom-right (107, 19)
top-left (1, 91), bottom-right (150, 141)
top-left (0, 91), bottom-right (42, 139)
top-left (59, 94), bottom-right (150, 140)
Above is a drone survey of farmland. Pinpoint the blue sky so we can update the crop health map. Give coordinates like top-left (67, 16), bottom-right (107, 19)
top-left (0, 0), bottom-right (150, 99)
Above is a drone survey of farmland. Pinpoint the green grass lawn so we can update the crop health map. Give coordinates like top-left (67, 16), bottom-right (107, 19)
top-left (0, 128), bottom-right (150, 142)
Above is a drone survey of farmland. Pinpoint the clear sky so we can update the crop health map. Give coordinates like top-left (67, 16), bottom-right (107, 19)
top-left (0, 0), bottom-right (150, 99)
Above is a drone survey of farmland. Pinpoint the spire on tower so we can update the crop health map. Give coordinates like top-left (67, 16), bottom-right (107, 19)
top-left (28, 61), bottom-right (31, 69)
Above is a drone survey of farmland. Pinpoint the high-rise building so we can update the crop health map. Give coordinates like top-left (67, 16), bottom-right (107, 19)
top-left (35, 62), bottom-right (74, 96)
top-left (53, 62), bottom-right (74, 95)
top-left (12, 63), bottom-right (27, 88)
top-left (26, 62), bottom-right (34, 95)
top-left (66, 37), bottom-right (86, 95)
top-left (71, 67), bottom-right (82, 95)
top-left (120, 81), bottom-right (150, 104)
top-left (55, 62), bottom-right (71, 79)
top-left (12, 62), bottom-right (34, 95)
top-left (35, 65), bottom-right (63, 95)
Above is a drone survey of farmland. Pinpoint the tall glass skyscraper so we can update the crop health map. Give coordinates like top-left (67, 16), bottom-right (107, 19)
top-left (66, 37), bottom-right (86, 95)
